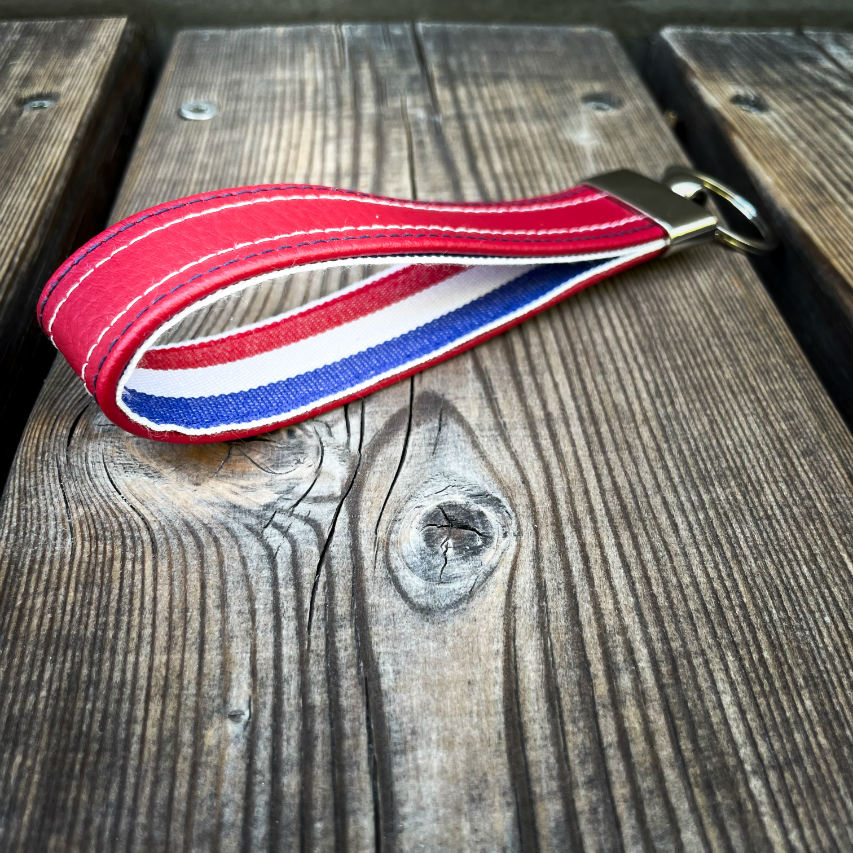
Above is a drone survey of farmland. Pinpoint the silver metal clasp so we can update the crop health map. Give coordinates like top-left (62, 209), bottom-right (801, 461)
top-left (662, 166), bottom-right (777, 254)
top-left (587, 166), bottom-right (776, 255)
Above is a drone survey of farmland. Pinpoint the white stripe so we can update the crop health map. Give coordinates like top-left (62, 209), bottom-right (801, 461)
top-left (113, 248), bottom-right (650, 408)
top-left (119, 240), bottom-right (666, 435)
top-left (125, 263), bottom-right (535, 399)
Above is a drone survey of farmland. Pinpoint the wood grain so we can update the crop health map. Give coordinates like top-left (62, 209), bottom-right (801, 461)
top-left (648, 27), bottom-right (853, 424)
top-left (0, 17), bottom-right (146, 485)
top-left (1, 23), bottom-right (853, 850)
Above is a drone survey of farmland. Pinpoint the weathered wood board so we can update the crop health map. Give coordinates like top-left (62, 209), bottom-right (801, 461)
top-left (1, 23), bottom-right (853, 850)
top-left (648, 27), bottom-right (853, 424)
top-left (0, 17), bottom-right (145, 484)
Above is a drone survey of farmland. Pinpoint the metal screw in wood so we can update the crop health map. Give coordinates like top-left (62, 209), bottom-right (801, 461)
top-left (22, 96), bottom-right (57, 111)
top-left (179, 99), bottom-right (217, 120)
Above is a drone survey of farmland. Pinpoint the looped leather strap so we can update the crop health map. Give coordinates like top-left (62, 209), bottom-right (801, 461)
top-left (39, 181), bottom-right (666, 443)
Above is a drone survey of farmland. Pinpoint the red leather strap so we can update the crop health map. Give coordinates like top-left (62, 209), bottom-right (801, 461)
top-left (39, 182), bottom-right (667, 442)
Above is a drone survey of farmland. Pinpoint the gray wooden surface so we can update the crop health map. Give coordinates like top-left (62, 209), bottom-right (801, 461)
top-left (1, 23), bottom-right (853, 851)
top-left (0, 17), bottom-right (145, 484)
top-left (648, 27), bottom-right (853, 424)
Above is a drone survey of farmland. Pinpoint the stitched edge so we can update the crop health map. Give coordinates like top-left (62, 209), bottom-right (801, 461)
top-left (76, 214), bottom-right (643, 377)
top-left (84, 220), bottom-right (655, 382)
top-left (39, 183), bottom-right (597, 323)
top-left (44, 190), bottom-right (610, 338)
top-left (90, 223), bottom-right (659, 391)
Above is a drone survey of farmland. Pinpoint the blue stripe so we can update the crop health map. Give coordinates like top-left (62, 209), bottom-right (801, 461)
top-left (123, 258), bottom-right (610, 429)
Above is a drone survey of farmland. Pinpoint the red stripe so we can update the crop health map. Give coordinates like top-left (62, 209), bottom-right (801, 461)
top-left (139, 262), bottom-right (466, 371)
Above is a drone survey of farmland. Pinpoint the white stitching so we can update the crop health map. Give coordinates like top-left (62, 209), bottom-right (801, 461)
top-left (76, 215), bottom-right (640, 382)
top-left (45, 189), bottom-right (606, 336)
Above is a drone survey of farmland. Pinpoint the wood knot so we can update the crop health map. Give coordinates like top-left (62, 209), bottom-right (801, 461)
top-left (120, 421), bottom-right (325, 508)
top-left (390, 484), bottom-right (514, 613)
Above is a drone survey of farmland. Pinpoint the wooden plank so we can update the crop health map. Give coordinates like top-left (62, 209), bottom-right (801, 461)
top-left (0, 18), bottom-right (146, 485)
top-left (647, 27), bottom-right (853, 423)
top-left (1, 22), bottom-right (853, 850)
top-left (810, 29), bottom-right (853, 73)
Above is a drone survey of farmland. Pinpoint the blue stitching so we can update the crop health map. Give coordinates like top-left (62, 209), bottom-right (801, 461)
top-left (92, 222), bottom-right (657, 392)
top-left (39, 184), bottom-right (590, 323)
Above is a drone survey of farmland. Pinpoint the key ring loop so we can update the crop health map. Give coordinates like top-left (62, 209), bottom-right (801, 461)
top-left (662, 166), bottom-right (777, 255)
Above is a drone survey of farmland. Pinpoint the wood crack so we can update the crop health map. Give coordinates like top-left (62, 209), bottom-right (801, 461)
top-left (306, 404), bottom-right (364, 644)
top-left (373, 378), bottom-right (415, 539)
